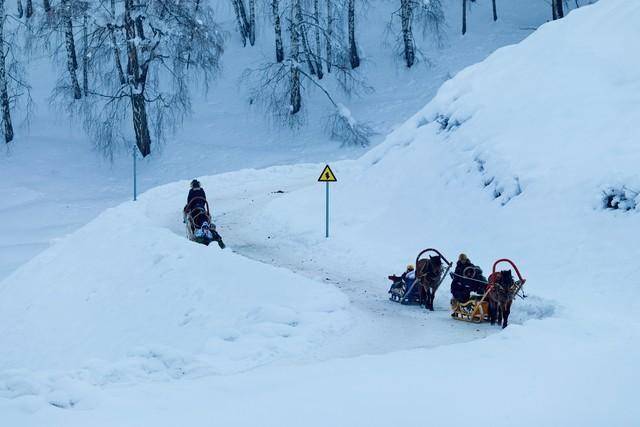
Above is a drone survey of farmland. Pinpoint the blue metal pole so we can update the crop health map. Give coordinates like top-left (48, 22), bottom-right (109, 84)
top-left (133, 145), bottom-right (137, 201)
top-left (325, 182), bottom-right (329, 238)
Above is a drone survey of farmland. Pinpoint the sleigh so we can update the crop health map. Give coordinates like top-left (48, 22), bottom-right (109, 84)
top-left (451, 259), bottom-right (526, 323)
top-left (184, 197), bottom-right (225, 248)
top-left (389, 248), bottom-right (452, 306)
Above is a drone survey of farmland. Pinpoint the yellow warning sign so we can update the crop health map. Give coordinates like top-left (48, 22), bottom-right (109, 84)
top-left (318, 164), bottom-right (337, 182)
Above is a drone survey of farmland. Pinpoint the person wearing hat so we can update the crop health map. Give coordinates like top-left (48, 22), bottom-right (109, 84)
top-left (450, 253), bottom-right (482, 303)
top-left (183, 179), bottom-right (226, 249)
top-left (186, 179), bottom-right (207, 213)
top-left (388, 264), bottom-right (416, 297)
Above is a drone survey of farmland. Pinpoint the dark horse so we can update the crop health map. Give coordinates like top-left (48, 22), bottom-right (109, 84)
top-left (416, 255), bottom-right (444, 311)
top-left (487, 270), bottom-right (523, 328)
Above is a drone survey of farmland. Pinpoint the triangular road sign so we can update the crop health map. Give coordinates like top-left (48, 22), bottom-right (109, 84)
top-left (318, 164), bottom-right (337, 182)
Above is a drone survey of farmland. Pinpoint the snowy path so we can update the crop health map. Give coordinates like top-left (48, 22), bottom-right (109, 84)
top-left (206, 173), bottom-right (499, 362)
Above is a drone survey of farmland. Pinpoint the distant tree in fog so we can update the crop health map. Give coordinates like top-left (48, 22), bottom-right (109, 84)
top-left (392, 0), bottom-right (444, 67)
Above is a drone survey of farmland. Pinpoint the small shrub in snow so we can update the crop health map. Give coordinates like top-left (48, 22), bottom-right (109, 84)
top-left (435, 114), bottom-right (464, 132)
top-left (602, 187), bottom-right (638, 211)
top-left (328, 104), bottom-right (375, 146)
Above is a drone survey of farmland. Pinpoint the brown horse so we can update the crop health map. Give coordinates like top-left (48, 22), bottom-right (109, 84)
top-left (487, 270), bottom-right (520, 328)
top-left (416, 256), bottom-right (443, 311)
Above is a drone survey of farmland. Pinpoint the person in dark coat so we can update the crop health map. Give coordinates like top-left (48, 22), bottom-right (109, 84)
top-left (450, 253), bottom-right (485, 303)
top-left (186, 179), bottom-right (207, 211)
top-left (184, 179), bottom-right (209, 228)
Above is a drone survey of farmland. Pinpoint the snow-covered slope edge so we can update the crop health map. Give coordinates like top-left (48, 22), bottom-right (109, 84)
top-left (0, 174), bottom-right (350, 400)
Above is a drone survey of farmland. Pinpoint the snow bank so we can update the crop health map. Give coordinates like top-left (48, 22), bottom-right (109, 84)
top-left (0, 178), bottom-right (350, 384)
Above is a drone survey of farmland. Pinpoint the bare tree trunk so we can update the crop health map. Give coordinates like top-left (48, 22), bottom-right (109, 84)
top-left (62, 0), bottom-right (82, 99)
top-left (124, 0), bottom-right (151, 156)
top-left (0, 0), bottom-right (14, 143)
top-left (25, 0), bottom-right (31, 17)
top-left (231, 0), bottom-right (248, 46)
top-left (400, 0), bottom-right (414, 67)
top-left (348, 0), bottom-right (359, 68)
top-left (492, 0), bottom-right (497, 21)
top-left (271, 0), bottom-right (284, 62)
top-left (109, 0), bottom-right (125, 84)
top-left (16, 0), bottom-right (23, 18)
top-left (289, 2), bottom-right (301, 115)
top-left (326, 0), bottom-right (332, 73)
top-left (555, 0), bottom-right (564, 19)
top-left (231, 0), bottom-right (251, 46)
top-left (43, 0), bottom-right (50, 12)
top-left (313, 0), bottom-right (323, 79)
top-left (82, 10), bottom-right (89, 95)
top-left (462, 0), bottom-right (467, 35)
top-left (186, 0), bottom-right (201, 68)
top-left (248, 0), bottom-right (255, 46)
top-left (294, 0), bottom-right (317, 76)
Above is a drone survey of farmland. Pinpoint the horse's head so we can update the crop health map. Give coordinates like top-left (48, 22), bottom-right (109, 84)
top-left (428, 255), bottom-right (443, 275)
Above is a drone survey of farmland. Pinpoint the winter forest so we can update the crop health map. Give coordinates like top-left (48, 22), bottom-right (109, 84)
top-left (0, 0), bottom-right (589, 157)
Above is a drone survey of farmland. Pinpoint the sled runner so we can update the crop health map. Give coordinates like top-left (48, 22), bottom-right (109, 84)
top-left (451, 259), bottom-right (526, 325)
top-left (184, 197), bottom-right (225, 249)
top-left (389, 248), bottom-right (452, 307)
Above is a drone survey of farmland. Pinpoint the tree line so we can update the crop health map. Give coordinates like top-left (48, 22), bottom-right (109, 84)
top-left (0, 0), bottom-right (583, 156)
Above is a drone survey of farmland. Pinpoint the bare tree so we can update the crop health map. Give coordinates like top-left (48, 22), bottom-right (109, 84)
top-left (392, 0), bottom-right (444, 67)
top-left (230, 0), bottom-right (255, 46)
top-left (61, 0), bottom-right (81, 99)
top-left (16, 0), bottom-right (23, 18)
top-left (248, 0), bottom-right (255, 45)
top-left (492, 0), bottom-right (497, 22)
top-left (52, 0), bottom-right (225, 157)
top-left (400, 0), bottom-right (414, 67)
top-left (313, 0), bottom-right (323, 79)
top-left (295, 0), bottom-right (317, 76)
top-left (326, 0), bottom-right (332, 73)
top-left (552, 0), bottom-right (564, 20)
top-left (271, 0), bottom-right (284, 62)
top-left (245, 0), bottom-right (373, 146)
top-left (289, 1), bottom-right (301, 114)
top-left (0, 0), bottom-right (13, 142)
top-left (462, 0), bottom-right (467, 35)
top-left (0, 0), bottom-right (32, 144)
top-left (81, 2), bottom-right (88, 95)
top-left (347, 0), bottom-right (359, 68)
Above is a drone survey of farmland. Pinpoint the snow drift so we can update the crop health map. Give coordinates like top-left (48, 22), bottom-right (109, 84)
top-left (0, 182), bottom-right (350, 380)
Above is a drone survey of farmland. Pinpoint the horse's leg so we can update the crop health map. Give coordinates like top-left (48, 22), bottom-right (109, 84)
top-left (488, 298), bottom-right (497, 325)
top-left (502, 301), bottom-right (512, 329)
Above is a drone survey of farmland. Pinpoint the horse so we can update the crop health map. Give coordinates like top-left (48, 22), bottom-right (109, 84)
top-left (416, 255), bottom-right (443, 311)
top-left (487, 270), bottom-right (517, 328)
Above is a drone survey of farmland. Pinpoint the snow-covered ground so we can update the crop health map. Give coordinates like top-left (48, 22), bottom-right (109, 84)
top-left (4, 0), bottom-right (638, 425)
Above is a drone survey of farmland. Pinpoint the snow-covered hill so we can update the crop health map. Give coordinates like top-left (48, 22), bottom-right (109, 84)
top-left (3, 0), bottom-right (639, 425)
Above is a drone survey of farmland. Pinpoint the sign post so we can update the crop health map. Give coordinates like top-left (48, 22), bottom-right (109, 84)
top-left (133, 145), bottom-right (138, 201)
top-left (318, 165), bottom-right (337, 238)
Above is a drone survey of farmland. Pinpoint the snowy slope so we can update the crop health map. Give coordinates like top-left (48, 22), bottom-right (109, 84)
top-left (0, 179), bottom-right (350, 380)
